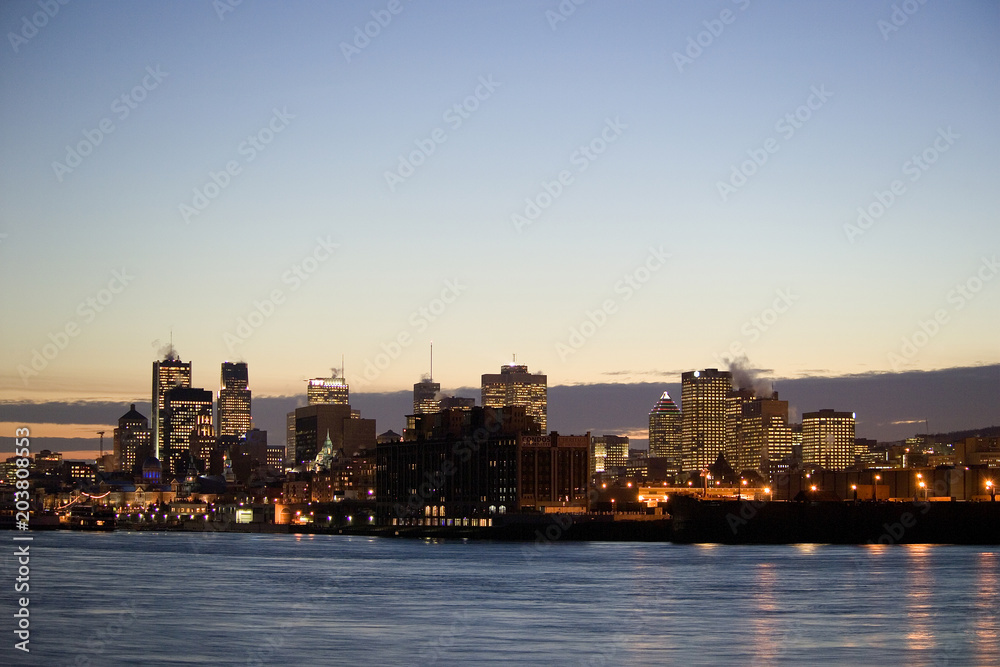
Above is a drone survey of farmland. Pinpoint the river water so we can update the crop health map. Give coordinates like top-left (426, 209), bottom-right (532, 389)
top-left (4, 531), bottom-right (998, 666)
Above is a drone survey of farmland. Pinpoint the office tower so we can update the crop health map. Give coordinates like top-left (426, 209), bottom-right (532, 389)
top-left (737, 395), bottom-right (793, 479)
top-left (590, 435), bottom-right (629, 477)
top-left (152, 355), bottom-right (192, 460)
top-left (681, 368), bottom-right (732, 471)
top-left (113, 403), bottom-right (151, 476)
top-left (163, 387), bottom-right (214, 478)
top-left (286, 411), bottom-right (297, 467)
top-left (802, 409), bottom-right (857, 470)
top-left (481, 363), bottom-right (547, 433)
top-left (307, 373), bottom-right (349, 405)
top-left (218, 362), bottom-right (251, 437)
top-left (648, 391), bottom-right (682, 467)
top-left (725, 387), bottom-right (755, 467)
top-left (413, 378), bottom-right (441, 415)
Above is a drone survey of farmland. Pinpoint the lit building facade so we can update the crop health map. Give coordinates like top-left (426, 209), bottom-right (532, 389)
top-left (481, 363), bottom-right (547, 433)
top-left (307, 375), bottom-right (349, 405)
top-left (377, 407), bottom-right (586, 524)
top-left (218, 362), bottom-right (251, 437)
top-left (802, 409), bottom-right (857, 470)
top-left (681, 369), bottom-right (732, 471)
top-left (113, 403), bottom-right (151, 476)
top-left (725, 388), bottom-right (755, 466)
top-left (518, 433), bottom-right (590, 511)
top-left (152, 356), bottom-right (192, 460)
top-left (648, 391), bottom-right (682, 467)
top-left (737, 396), bottom-right (793, 479)
top-left (163, 387), bottom-right (214, 479)
top-left (591, 435), bottom-right (629, 477)
top-left (413, 378), bottom-right (440, 415)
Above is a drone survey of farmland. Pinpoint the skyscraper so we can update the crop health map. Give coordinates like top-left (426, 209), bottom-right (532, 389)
top-left (725, 387), bottom-right (755, 467)
top-left (590, 435), bottom-right (629, 477)
top-left (113, 403), bottom-right (151, 476)
top-left (218, 361), bottom-right (251, 437)
top-left (151, 355), bottom-right (192, 460)
top-left (163, 387), bottom-right (213, 478)
top-left (481, 363), bottom-right (547, 433)
top-left (648, 391), bottom-right (682, 467)
top-left (802, 409), bottom-right (856, 470)
top-left (307, 374), bottom-right (349, 405)
top-left (737, 395), bottom-right (793, 479)
top-left (413, 378), bottom-right (440, 415)
top-left (681, 369), bottom-right (732, 471)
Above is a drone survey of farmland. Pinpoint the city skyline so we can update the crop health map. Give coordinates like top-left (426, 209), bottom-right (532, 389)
top-left (3, 348), bottom-right (998, 462)
top-left (1, 2), bottom-right (998, 458)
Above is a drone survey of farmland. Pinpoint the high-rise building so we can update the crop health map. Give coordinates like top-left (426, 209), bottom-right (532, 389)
top-left (113, 403), bottom-right (151, 476)
top-left (481, 363), bottom-right (547, 433)
top-left (218, 362), bottom-right (251, 437)
top-left (648, 391), bottom-right (682, 467)
top-left (413, 378), bottom-right (440, 415)
top-left (152, 355), bottom-right (192, 460)
top-left (725, 387), bottom-right (755, 466)
top-left (163, 387), bottom-right (213, 479)
top-left (590, 435), bottom-right (629, 477)
top-left (802, 409), bottom-right (857, 470)
top-left (737, 395), bottom-right (793, 479)
top-left (307, 374), bottom-right (349, 405)
top-left (681, 369), bottom-right (732, 471)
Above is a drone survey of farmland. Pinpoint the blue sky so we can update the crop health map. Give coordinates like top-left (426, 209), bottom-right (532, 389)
top-left (1, 1), bottom-right (998, 446)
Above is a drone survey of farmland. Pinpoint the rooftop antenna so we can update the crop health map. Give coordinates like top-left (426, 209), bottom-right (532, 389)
top-left (430, 341), bottom-right (433, 382)
top-left (341, 353), bottom-right (344, 379)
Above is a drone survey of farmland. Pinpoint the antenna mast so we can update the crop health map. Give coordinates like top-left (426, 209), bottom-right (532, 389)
top-left (430, 341), bottom-right (433, 382)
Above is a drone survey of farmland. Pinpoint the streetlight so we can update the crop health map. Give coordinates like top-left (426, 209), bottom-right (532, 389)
top-left (851, 484), bottom-right (858, 502)
top-left (987, 480), bottom-right (995, 502)
top-left (873, 474), bottom-right (881, 502)
top-left (918, 480), bottom-right (927, 502)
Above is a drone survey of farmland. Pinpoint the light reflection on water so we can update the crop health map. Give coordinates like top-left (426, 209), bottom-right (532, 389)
top-left (7, 532), bottom-right (999, 666)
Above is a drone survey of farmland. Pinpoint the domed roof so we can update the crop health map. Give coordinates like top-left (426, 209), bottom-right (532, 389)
top-left (142, 456), bottom-right (162, 470)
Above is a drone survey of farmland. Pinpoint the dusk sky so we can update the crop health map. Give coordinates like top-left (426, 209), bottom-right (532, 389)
top-left (1, 1), bottom-right (997, 454)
